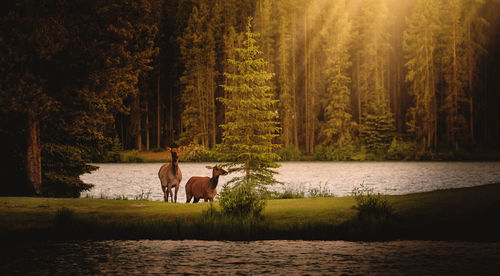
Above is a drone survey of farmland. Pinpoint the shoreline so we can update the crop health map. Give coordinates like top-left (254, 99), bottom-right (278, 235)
top-left (1, 183), bottom-right (499, 241)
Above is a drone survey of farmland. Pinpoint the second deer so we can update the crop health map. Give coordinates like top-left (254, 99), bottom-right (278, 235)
top-left (185, 165), bottom-right (227, 203)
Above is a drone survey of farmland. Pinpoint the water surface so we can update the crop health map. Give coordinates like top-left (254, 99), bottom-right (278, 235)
top-left (2, 240), bottom-right (499, 275)
top-left (80, 161), bottom-right (500, 202)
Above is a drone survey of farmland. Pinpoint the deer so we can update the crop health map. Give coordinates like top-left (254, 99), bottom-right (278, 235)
top-left (185, 165), bottom-right (227, 203)
top-left (158, 146), bottom-right (183, 202)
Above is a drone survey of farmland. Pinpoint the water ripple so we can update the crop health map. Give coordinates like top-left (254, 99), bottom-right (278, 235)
top-left (2, 240), bottom-right (499, 275)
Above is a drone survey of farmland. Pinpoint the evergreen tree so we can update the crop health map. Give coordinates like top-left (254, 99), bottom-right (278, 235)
top-left (439, 0), bottom-right (469, 150)
top-left (0, 0), bottom-right (157, 196)
top-left (219, 18), bottom-right (280, 188)
top-left (354, 0), bottom-right (395, 153)
top-left (276, 0), bottom-right (294, 147)
top-left (403, 0), bottom-right (440, 149)
top-left (320, 0), bottom-right (355, 148)
top-left (179, 2), bottom-right (217, 148)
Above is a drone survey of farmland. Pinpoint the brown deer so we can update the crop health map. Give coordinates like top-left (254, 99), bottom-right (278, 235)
top-left (158, 146), bottom-right (183, 202)
top-left (185, 165), bottom-right (227, 203)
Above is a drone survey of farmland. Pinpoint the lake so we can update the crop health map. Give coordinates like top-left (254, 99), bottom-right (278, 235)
top-left (2, 240), bottom-right (499, 274)
top-left (80, 161), bottom-right (500, 202)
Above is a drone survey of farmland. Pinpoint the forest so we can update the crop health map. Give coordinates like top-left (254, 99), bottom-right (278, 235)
top-left (1, 0), bottom-right (500, 197)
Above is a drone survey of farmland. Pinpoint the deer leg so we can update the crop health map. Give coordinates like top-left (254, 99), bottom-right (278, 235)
top-left (161, 185), bottom-right (167, 202)
top-left (193, 197), bottom-right (200, 203)
top-left (174, 184), bottom-right (179, 203)
top-left (167, 186), bottom-right (173, 202)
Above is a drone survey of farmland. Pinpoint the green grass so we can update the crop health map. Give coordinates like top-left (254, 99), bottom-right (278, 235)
top-left (1, 183), bottom-right (499, 241)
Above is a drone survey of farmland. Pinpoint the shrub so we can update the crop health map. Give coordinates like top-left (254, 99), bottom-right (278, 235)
top-left (42, 143), bottom-right (95, 197)
top-left (119, 150), bottom-right (143, 162)
top-left (308, 182), bottom-right (335, 197)
top-left (351, 183), bottom-right (393, 220)
top-left (387, 138), bottom-right (416, 160)
top-left (180, 143), bottom-right (215, 162)
top-left (218, 181), bottom-right (266, 217)
top-left (276, 145), bottom-right (303, 161)
top-left (264, 187), bottom-right (305, 199)
top-left (313, 144), bottom-right (355, 161)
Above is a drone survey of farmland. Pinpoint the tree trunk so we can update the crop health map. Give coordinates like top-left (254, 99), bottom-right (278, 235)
top-left (135, 95), bottom-right (142, 151)
top-left (304, 11), bottom-right (309, 153)
top-left (357, 52), bottom-right (361, 124)
top-left (169, 86), bottom-right (174, 143)
top-left (157, 68), bottom-right (161, 149)
top-left (292, 12), bottom-right (298, 148)
top-left (26, 111), bottom-right (42, 195)
top-left (145, 98), bottom-right (150, 152)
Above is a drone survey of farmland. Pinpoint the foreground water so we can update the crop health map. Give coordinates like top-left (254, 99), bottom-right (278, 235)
top-left (80, 161), bottom-right (500, 201)
top-left (2, 240), bottom-right (499, 275)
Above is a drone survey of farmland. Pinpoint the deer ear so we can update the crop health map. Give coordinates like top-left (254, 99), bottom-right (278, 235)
top-left (166, 147), bottom-right (172, 152)
top-left (206, 166), bottom-right (212, 170)
top-left (178, 145), bottom-right (184, 152)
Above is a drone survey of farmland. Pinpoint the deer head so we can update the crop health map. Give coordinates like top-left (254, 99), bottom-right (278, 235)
top-left (206, 165), bottom-right (227, 177)
top-left (167, 146), bottom-right (184, 163)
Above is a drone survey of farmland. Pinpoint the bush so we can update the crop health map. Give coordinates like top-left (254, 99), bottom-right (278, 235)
top-left (218, 181), bottom-right (266, 217)
top-left (387, 138), bottom-right (416, 160)
top-left (308, 182), bottom-right (335, 197)
top-left (119, 150), bottom-right (143, 162)
top-left (264, 187), bottom-right (305, 199)
top-left (276, 145), bottom-right (303, 161)
top-left (180, 143), bottom-right (215, 162)
top-left (313, 144), bottom-right (355, 161)
top-left (351, 183), bottom-right (393, 220)
top-left (42, 143), bottom-right (95, 197)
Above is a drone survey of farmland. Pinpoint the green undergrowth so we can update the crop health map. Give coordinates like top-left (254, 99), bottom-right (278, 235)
top-left (1, 183), bottom-right (500, 241)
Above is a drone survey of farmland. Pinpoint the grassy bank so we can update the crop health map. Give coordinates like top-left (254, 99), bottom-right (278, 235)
top-left (1, 184), bottom-right (499, 241)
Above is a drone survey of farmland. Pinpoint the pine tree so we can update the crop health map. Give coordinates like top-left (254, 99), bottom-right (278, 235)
top-left (403, 0), bottom-right (440, 149)
top-left (0, 0), bottom-right (158, 196)
top-left (439, 0), bottom-right (469, 150)
top-left (276, 0), bottom-right (294, 147)
top-left (320, 0), bottom-right (355, 148)
top-left (354, 0), bottom-right (395, 153)
top-left (179, 2), bottom-right (217, 148)
top-left (219, 17), bottom-right (280, 189)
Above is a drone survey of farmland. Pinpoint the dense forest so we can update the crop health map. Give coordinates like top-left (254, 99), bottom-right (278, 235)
top-left (122, 0), bottom-right (500, 156)
top-left (1, 0), bottom-right (500, 196)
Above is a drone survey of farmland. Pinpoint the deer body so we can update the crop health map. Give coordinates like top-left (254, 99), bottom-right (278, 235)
top-left (158, 147), bottom-right (183, 202)
top-left (185, 166), bottom-right (227, 203)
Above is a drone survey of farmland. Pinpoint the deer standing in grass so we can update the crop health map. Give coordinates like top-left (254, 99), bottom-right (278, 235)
top-left (158, 146), bottom-right (183, 202)
top-left (185, 165), bottom-right (227, 203)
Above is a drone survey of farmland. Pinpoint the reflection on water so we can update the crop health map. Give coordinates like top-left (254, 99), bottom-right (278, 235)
top-left (80, 162), bottom-right (500, 201)
top-left (2, 240), bottom-right (499, 275)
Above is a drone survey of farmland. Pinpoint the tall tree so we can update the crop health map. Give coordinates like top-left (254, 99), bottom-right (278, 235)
top-left (320, 0), bottom-right (355, 148)
top-left (0, 0), bottom-right (61, 194)
top-left (0, 0), bottom-right (157, 196)
top-left (179, 2), bottom-right (217, 148)
top-left (219, 18), bottom-right (280, 188)
top-left (355, 0), bottom-right (395, 153)
top-left (403, 0), bottom-right (440, 149)
top-left (276, 0), bottom-right (294, 147)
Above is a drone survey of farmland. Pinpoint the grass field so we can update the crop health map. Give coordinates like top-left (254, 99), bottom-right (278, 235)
top-left (1, 183), bottom-right (499, 241)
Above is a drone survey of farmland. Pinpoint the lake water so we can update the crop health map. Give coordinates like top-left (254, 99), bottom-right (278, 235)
top-left (2, 240), bottom-right (499, 274)
top-left (80, 161), bottom-right (500, 202)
